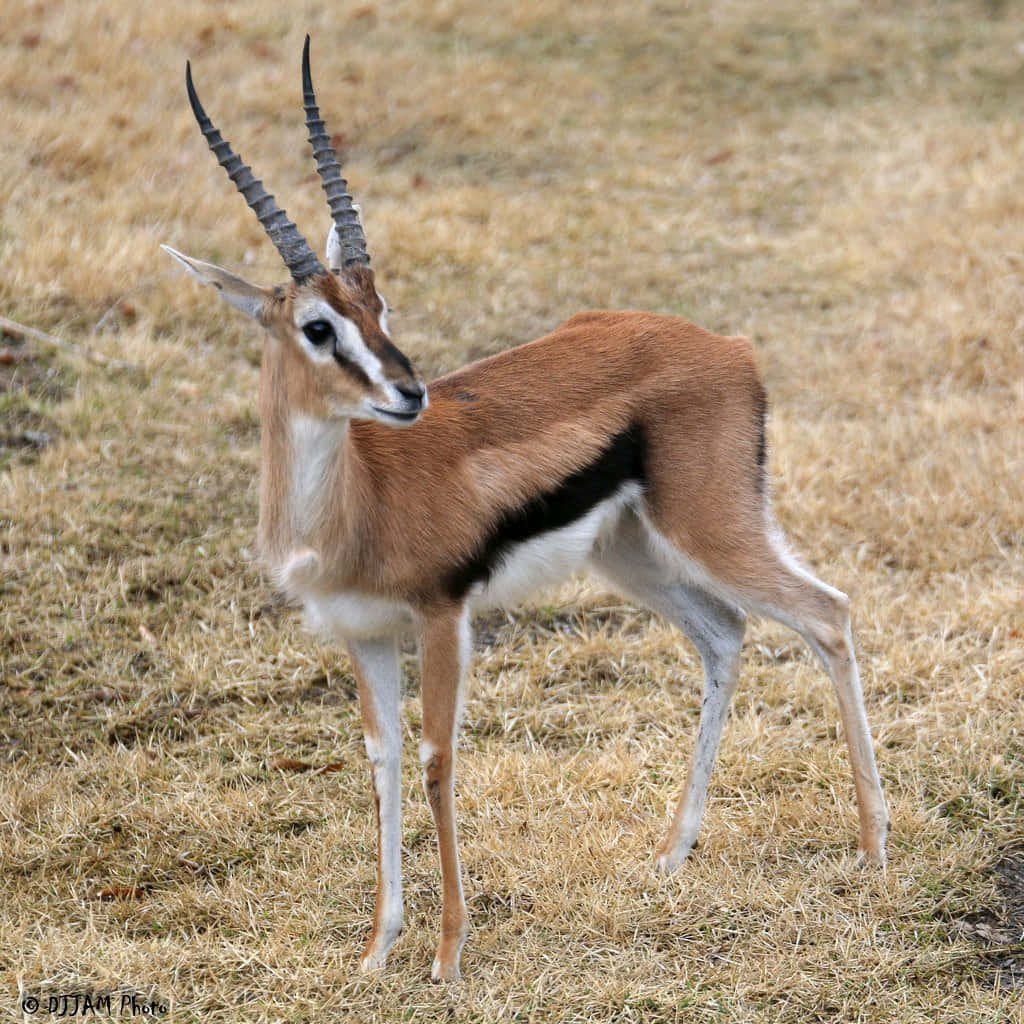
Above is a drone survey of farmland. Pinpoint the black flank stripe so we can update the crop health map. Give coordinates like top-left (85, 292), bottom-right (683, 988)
top-left (754, 387), bottom-right (768, 494)
top-left (442, 424), bottom-right (646, 601)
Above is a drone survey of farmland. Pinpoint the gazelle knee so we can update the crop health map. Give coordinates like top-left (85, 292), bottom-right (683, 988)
top-left (420, 741), bottom-right (453, 791)
top-left (365, 731), bottom-right (399, 771)
top-left (804, 589), bottom-right (853, 662)
top-left (694, 606), bottom-right (746, 670)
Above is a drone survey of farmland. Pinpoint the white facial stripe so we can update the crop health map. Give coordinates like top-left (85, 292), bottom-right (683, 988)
top-left (294, 298), bottom-right (386, 385)
top-left (337, 315), bottom-right (378, 372)
top-left (377, 292), bottom-right (390, 336)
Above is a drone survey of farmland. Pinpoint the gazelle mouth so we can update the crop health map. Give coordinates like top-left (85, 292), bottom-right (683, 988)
top-left (372, 406), bottom-right (421, 424)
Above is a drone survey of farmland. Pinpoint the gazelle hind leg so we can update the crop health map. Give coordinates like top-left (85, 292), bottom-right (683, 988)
top-left (755, 547), bottom-right (889, 864)
top-left (819, 617), bottom-right (889, 865)
top-left (590, 516), bottom-right (746, 872)
top-left (685, 531), bottom-right (889, 866)
top-left (348, 636), bottom-right (405, 972)
top-left (651, 588), bottom-right (745, 873)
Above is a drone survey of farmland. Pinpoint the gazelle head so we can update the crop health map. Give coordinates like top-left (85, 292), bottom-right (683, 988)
top-left (163, 37), bottom-right (426, 427)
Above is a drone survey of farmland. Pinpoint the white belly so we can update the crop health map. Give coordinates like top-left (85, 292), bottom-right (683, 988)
top-left (303, 588), bottom-right (414, 640)
top-left (469, 484), bottom-right (642, 611)
top-left (276, 548), bottom-right (414, 640)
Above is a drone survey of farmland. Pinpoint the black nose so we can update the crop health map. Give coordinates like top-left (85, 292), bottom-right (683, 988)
top-left (396, 382), bottom-right (425, 403)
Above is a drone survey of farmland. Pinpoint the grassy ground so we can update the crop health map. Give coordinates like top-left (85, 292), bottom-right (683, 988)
top-left (2, 1), bottom-right (1023, 1020)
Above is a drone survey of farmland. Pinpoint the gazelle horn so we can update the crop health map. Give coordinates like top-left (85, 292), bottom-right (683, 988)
top-left (302, 36), bottom-right (371, 268)
top-left (185, 61), bottom-right (325, 283)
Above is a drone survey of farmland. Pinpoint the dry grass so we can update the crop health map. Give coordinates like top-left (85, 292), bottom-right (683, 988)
top-left (2, 1), bottom-right (1023, 1020)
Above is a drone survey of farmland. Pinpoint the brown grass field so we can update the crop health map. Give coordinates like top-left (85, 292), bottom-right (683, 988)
top-left (2, 1), bottom-right (1023, 1020)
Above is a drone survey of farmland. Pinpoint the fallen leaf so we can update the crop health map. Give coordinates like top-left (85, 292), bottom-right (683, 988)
top-left (351, 5), bottom-right (378, 24)
top-left (271, 757), bottom-right (314, 773)
top-left (271, 757), bottom-right (345, 774)
top-left (97, 885), bottom-right (146, 902)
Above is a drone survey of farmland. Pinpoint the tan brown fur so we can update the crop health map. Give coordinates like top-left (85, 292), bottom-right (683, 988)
top-left (166, 62), bottom-right (886, 973)
top-left (256, 268), bottom-right (419, 567)
top-left (161, 231), bottom-right (888, 980)
top-left (258, 308), bottom-right (767, 605)
top-left (418, 606), bottom-right (472, 981)
top-left (241, 290), bottom-right (887, 981)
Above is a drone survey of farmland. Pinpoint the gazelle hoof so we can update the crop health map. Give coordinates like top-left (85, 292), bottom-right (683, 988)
top-left (358, 951), bottom-right (388, 974)
top-left (431, 957), bottom-right (460, 983)
top-left (653, 841), bottom-right (694, 876)
top-left (856, 845), bottom-right (888, 869)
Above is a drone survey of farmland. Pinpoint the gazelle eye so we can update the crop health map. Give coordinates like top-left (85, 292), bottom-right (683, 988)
top-left (302, 319), bottom-right (335, 346)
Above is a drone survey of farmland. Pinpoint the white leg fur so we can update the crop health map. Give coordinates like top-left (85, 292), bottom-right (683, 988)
top-left (593, 508), bottom-right (888, 868)
top-left (650, 586), bottom-right (744, 873)
top-left (590, 515), bottom-right (746, 871)
top-left (347, 636), bottom-right (405, 971)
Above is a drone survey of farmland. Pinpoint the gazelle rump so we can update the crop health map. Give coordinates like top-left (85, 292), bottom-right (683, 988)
top-left (164, 38), bottom-right (889, 982)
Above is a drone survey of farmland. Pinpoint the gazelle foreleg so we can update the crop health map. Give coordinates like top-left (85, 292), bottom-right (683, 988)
top-left (348, 636), bottom-right (405, 972)
top-left (418, 606), bottom-right (472, 982)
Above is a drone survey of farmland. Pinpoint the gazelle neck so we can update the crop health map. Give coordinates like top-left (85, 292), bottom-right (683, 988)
top-left (289, 412), bottom-right (349, 536)
top-left (257, 340), bottom-right (358, 583)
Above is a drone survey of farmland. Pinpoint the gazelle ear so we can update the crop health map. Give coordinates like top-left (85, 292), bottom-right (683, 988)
top-left (325, 203), bottom-right (364, 271)
top-left (325, 224), bottom-right (342, 272)
top-left (161, 245), bottom-right (270, 319)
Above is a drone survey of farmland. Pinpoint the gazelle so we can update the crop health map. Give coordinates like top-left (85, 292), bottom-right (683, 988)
top-left (164, 38), bottom-right (889, 982)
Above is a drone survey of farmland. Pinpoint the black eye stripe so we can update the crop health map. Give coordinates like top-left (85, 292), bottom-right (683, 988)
top-left (302, 319), bottom-right (335, 346)
top-left (334, 351), bottom-right (372, 387)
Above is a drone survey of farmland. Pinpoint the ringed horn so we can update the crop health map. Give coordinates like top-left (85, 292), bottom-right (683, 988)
top-left (302, 35), bottom-right (371, 269)
top-left (184, 56), bottom-right (327, 282)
